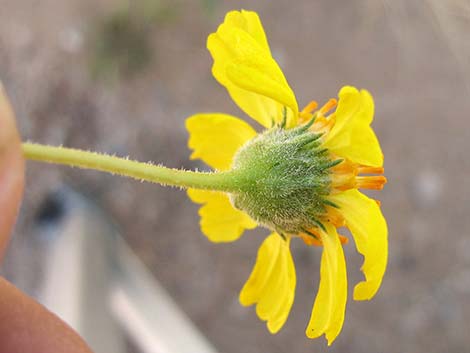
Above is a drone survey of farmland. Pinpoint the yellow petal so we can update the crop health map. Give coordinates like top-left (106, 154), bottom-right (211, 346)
top-left (207, 10), bottom-right (298, 128)
top-left (223, 10), bottom-right (271, 53)
top-left (306, 223), bottom-right (347, 345)
top-left (188, 189), bottom-right (257, 242)
top-left (240, 233), bottom-right (296, 333)
top-left (186, 113), bottom-right (256, 171)
top-left (322, 86), bottom-right (383, 167)
top-left (328, 189), bottom-right (388, 300)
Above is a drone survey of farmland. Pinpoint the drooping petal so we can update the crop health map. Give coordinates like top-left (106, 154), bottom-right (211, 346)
top-left (322, 86), bottom-right (383, 167)
top-left (188, 189), bottom-right (257, 242)
top-left (223, 10), bottom-right (271, 53)
top-left (328, 189), bottom-right (388, 300)
top-left (240, 233), bottom-right (296, 333)
top-left (207, 10), bottom-right (298, 128)
top-left (186, 113), bottom-right (257, 171)
top-left (306, 223), bottom-right (347, 345)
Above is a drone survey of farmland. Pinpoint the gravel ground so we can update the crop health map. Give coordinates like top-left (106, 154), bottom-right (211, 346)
top-left (1, 0), bottom-right (470, 352)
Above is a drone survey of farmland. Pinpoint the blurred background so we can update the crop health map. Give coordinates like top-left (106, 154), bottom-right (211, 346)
top-left (1, 0), bottom-right (470, 352)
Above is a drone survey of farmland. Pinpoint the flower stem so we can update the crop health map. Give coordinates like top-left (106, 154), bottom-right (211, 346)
top-left (22, 143), bottom-right (238, 192)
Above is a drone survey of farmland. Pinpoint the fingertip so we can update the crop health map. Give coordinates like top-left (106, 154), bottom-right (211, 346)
top-left (0, 86), bottom-right (24, 260)
top-left (0, 278), bottom-right (93, 353)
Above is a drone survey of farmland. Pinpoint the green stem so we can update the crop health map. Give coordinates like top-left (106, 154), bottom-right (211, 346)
top-left (22, 142), bottom-right (238, 192)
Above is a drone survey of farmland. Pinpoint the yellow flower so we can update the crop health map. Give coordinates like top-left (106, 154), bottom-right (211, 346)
top-left (186, 10), bottom-right (387, 345)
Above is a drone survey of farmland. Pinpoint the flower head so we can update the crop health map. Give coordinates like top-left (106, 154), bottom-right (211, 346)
top-left (186, 10), bottom-right (387, 345)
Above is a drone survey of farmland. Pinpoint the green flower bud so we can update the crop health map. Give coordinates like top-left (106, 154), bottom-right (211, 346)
top-left (229, 122), bottom-right (341, 236)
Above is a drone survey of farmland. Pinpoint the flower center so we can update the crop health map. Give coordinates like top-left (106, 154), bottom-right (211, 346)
top-left (229, 122), bottom-right (340, 237)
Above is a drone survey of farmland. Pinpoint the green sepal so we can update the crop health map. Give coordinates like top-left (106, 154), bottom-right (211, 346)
top-left (229, 125), bottom-right (336, 235)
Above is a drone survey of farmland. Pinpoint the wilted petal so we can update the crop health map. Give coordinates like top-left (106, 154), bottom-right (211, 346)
top-left (328, 189), bottom-right (388, 300)
top-left (240, 233), bottom-right (296, 333)
top-left (306, 223), bottom-right (347, 345)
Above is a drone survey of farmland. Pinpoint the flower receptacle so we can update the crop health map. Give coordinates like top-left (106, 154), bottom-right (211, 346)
top-left (228, 123), bottom-right (340, 236)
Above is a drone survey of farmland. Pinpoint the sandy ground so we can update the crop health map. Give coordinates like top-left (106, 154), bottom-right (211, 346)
top-left (1, 0), bottom-right (470, 352)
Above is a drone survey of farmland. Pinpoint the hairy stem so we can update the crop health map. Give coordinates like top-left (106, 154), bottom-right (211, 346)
top-left (22, 143), bottom-right (238, 192)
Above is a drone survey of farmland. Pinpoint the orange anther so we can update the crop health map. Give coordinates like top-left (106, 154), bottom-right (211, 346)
top-left (358, 166), bottom-right (385, 174)
top-left (325, 207), bottom-right (346, 227)
top-left (331, 173), bottom-right (356, 191)
top-left (356, 176), bottom-right (387, 190)
top-left (301, 100), bottom-right (318, 115)
top-left (311, 115), bottom-right (336, 135)
top-left (339, 234), bottom-right (349, 245)
top-left (301, 230), bottom-right (348, 247)
top-left (331, 159), bottom-right (358, 174)
top-left (318, 98), bottom-right (337, 115)
top-left (301, 233), bottom-right (322, 247)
